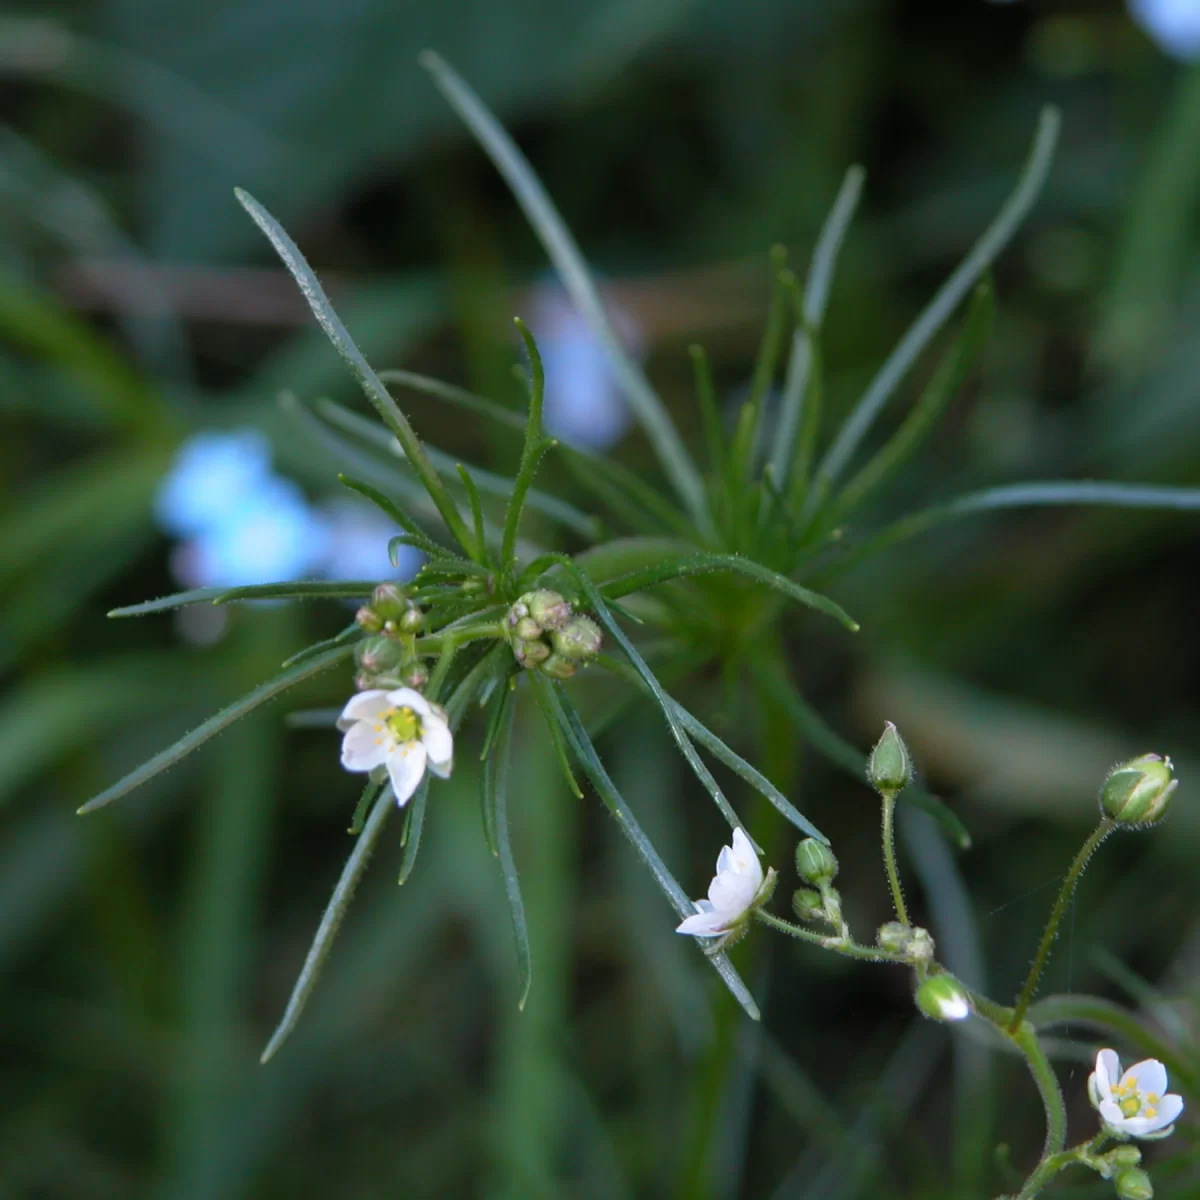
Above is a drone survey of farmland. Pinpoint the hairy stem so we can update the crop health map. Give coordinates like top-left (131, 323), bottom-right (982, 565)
top-left (754, 910), bottom-right (910, 963)
top-left (880, 791), bottom-right (910, 926)
top-left (1010, 819), bottom-right (1115, 1031)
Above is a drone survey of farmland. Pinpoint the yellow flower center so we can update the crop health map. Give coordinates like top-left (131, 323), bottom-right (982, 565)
top-left (381, 705), bottom-right (421, 744)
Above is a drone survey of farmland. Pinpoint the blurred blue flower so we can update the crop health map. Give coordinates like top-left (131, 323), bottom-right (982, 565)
top-left (1130, 0), bottom-right (1200, 59)
top-left (529, 282), bottom-right (637, 452)
top-left (154, 429), bottom-right (273, 538)
top-left (317, 498), bottom-right (421, 582)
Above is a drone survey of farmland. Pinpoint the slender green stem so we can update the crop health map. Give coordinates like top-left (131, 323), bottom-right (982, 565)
top-left (413, 622), bottom-right (503, 655)
top-left (880, 791), bottom-right (910, 926)
top-left (1012, 1021), bottom-right (1067, 1160)
top-left (1010, 1133), bottom-right (1109, 1200)
top-left (754, 910), bottom-right (910, 963)
top-left (1009, 819), bottom-right (1115, 1032)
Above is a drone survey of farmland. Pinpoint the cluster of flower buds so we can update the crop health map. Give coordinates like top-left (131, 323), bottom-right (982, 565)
top-left (353, 583), bottom-right (428, 691)
top-left (505, 589), bottom-right (602, 679)
top-left (876, 921), bottom-right (935, 964)
top-left (791, 838), bottom-right (847, 932)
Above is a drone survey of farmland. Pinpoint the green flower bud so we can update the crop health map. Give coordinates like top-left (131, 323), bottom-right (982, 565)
top-left (398, 605), bottom-right (424, 635)
top-left (355, 634), bottom-right (402, 674)
top-left (907, 926), bottom-right (935, 963)
top-left (524, 589), bottom-right (573, 632)
top-left (540, 652), bottom-right (577, 680)
top-left (1114, 1167), bottom-right (1153, 1200)
top-left (355, 605), bottom-right (384, 633)
top-left (552, 615), bottom-right (603, 662)
top-left (505, 600), bottom-right (529, 629)
top-left (371, 582), bottom-right (408, 621)
top-left (1100, 754), bottom-right (1177, 826)
top-left (792, 888), bottom-right (824, 921)
top-left (514, 616), bottom-right (543, 642)
top-left (794, 838), bottom-right (838, 886)
top-left (1110, 1147), bottom-right (1142, 1169)
top-left (400, 662), bottom-right (429, 690)
top-left (914, 975), bottom-right (970, 1022)
top-left (868, 721), bottom-right (912, 794)
top-left (514, 639), bottom-right (550, 668)
top-left (876, 921), bottom-right (910, 953)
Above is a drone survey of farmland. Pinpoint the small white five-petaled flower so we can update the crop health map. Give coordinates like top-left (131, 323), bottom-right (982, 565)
top-left (338, 687), bottom-right (453, 805)
top-left (1088, 1048), bottom-right (1183, 1139)
top-left (676, 828), bottom-right (772, 938)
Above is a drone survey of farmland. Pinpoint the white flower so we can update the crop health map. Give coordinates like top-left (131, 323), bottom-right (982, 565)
top-left (1089, 1049), bottom-right (1183, 1139)
top-left (337, 687), bottom-right (453, 805)
top-left (676, 828), bottom-right (769, 937)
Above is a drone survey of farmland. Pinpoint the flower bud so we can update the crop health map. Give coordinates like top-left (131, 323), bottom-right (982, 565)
top-left (876, 921), bottom-right (910, 953)
top-left (398, 605), bottom-right (424, 635)
top-left (355, 634), bottom-right (402, 674)
top-left (868, 722), bottom-right (912, 794)
top-left (400, 662), bottom-right (429, 690)
top-left (792, 888), bottom-right (824, 921)
top-left (1100, 754), bottom-right (1176, 826)
top-left (1110, 1147), bottom-right (1142, 1169)
top-left (514, 638), bottom-right (550, 668)
top-left (524, 589), bottom-right (572, 632)
top-left (505, 601), bottom-right (529, 629)
top-left (794, 838), bottom-right (838, 886)
top-left (355, 605), bottom-right (384, 633)
top-left (552, 615), bottom-right (603, 662)
top-left (914, 975), bottom-right (970, 1022)
top-left (907, 926), bottom-right (935, 963)
top-left (371, 582), bottom-right (408, 621)
top-left (540, 652), bottom-right (578, 680)
top-left (1114, 1168), bottom-right (1153, 1200)
top-left (514, 617), bottom-right (543, 642)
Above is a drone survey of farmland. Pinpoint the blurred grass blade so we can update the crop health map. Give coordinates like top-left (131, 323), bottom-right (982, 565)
top-left (547, 686), bottom-right (760, 1021)
top-left (260, 783), bottom-right (395, 1063)
top-left (599, 551), bottom-right (858, 633)
top-left (747, 246), bottom-right (792, 463)
top-left (457, 463), bottom-right (489, 563)
top-left (421, 51), bottom-right (709, 530)
top-left (235, 187), bottom-right (475, 554)
top-left (348, 776), bottom-right (383, 835)
top-left (829, 279), bottom-right (994, 525)
top-left (396, 778), bottom-right (431, 885)
top-left (689, 343), bottom-right (729, 503)
top-left (78, 644), bottom-right (356, 814)
top-left (752, 656), bottom-right (971, 849)
top-left (281, 624), bottom-right (361, 670)
top-left (817, 108), bottom-right (1059, 489)
top-left (845, 479), bottom-right (1200, 572)
top-left (379, 367), bottom-right (526, 432)
top-left (109, 580), bottom-right (378, 617)
top-left (337, 473), bottom-right (454, 560)
top-left (770, 166), bottom-right (864, 487)
top-left (490, 695), bottom-right (531, 1008)
top-left (568, 566), bottom-right (744, 835)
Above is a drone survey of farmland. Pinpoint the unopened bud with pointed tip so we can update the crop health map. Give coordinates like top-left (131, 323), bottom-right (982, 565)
top-left (794, 838), bottom-right (838, 886)
top-left (514, 617), bottom-right (542, 642)
top-left (355, 634), bottom-right (402, 674)
top-left (868, 722), bottom-right (912, 795)
top-left (540, 652), bottom-right (577, 680)
top-left (398, 605), bottom-right (424, 635)
top-left (552, 615), bottom-right (603, 661)
top-left (355, 605), bottom-right (384, 633)
top-left (371, 582), bottom-right (408, 621)
top-left (523, 589), bottom-right (572, 632)
top-left (914, 975), bottom-right (970, 1022)
top-left (792, 888), bottom-right (824, 921)
top-left (1100, 754), bottom-right (1176, 826)
top-left (515, 639), bottom-right (550, 668)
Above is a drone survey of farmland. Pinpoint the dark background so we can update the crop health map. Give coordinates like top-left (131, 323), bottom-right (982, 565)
top-left (2, 1), bottom-right (1199, 1196)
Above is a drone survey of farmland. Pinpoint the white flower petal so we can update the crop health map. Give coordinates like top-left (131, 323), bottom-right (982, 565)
top-left (427, 754), bottom-right (453, 780)
top-left (387, 741), bottom-right (428, 806)
top-left (338, 689), bottom-right (391, 730)
top-left (676, 910), bottom-right (726, 936)
top-left (716, 844), bottom-right (735, 876)
top-left (1149, 1094), bottom-right (1184, 1132)
top-left (1099, 1099), bottom-right (1125, 1127)
top-left (387, 687), bottom-right (432, 719)
top-left (1124, 1059), bottom-right (1168, 1100)
top-left (421, 713), bottom-right (454, 771)
top-left (1094, 1049), bottom-right (1121, 1100)
top-left (707, 871), bottom-right (758, 917)
top-left (1121, 1115), bottom-right (1155, 1136)
top-left (340, 722), bottom-right (390, 772)
top-left (1088, 1071), bottom-right (1103, 1110)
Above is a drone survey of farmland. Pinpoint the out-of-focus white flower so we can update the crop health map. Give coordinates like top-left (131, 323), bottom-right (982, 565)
top-left (337, 687), bottom-right (453, 805)
top-left (1130, 0), bottom-right (1200, 60)
top-left (676, 828), bottom-right (771, 937)
top-left (529, 282), bottom-right (639, 452)
top-left (155, 429), bottom-right (273, 537)
top-left (1089, 1049), bottom-right (1183, 1139)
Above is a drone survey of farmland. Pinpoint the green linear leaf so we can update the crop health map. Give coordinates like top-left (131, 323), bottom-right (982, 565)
top-left (234, 188), bottom-right (475, 555)
top-left (490, 696), bottom-right (531, 1009)
top-left (78, 644), bottom-right (356, 814)
top-left (379, 367), bottom-right (527, 432)
top-left (546, 685), bottom-right (760, 1021)
top-left (421, 51), bottom-right (709, 531)
top-left (502, 319), bottom-right (552, 563)
top-left (396, 777), bottom-right (431, 885)
top-left (770, 165), bottom-right (864, 487)
top-left (337, 474), bottom-right (457, 560)
top-left (817, 108), bottom-right (1059, 488)
top-left (600, 551), bottom-right (859, 633)
top-left (479, 686), bottom-right (512, 856)
top-left (260, 782), bottom-right (395, 1063)
top-left (752, 657), bottom-right (971, 850)
top-left (108, 581), bottom-right (378, 618)
top-left (747, 246), bottom-right (792, 465)
top-left (527, 671), bottom-right (584, 799)
top-left (348, 775), bottom-right (384, 835)
top-left (828, 278), bottom-right (995, 526)
top-left (281, 624), bottom-right (362, 670)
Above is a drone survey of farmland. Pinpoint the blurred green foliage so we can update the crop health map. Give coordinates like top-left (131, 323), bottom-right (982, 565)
top-left (3, 1), bottom-right (1200, 1197)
